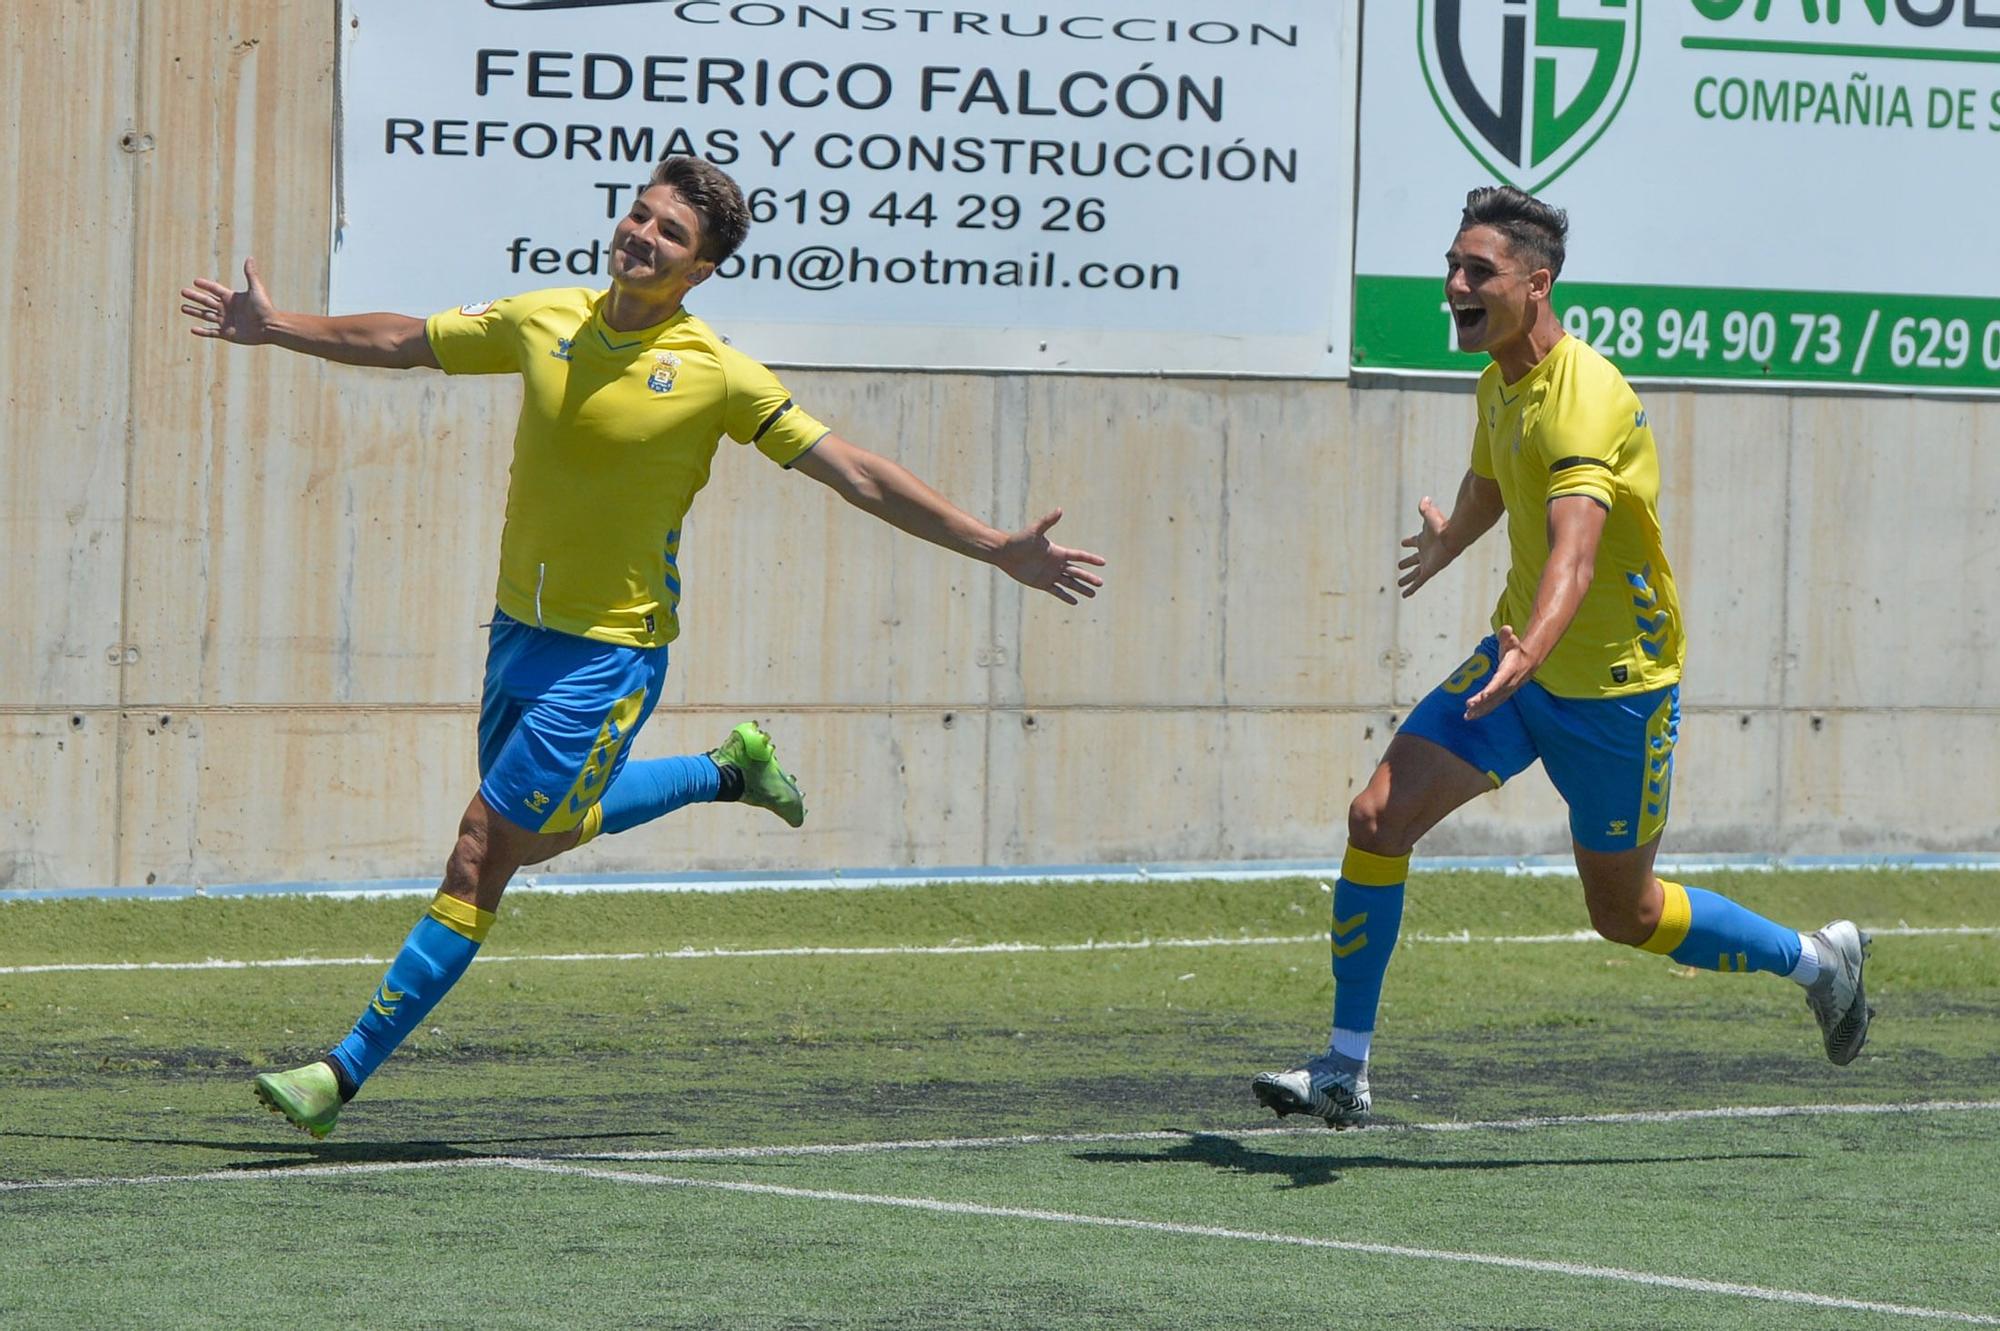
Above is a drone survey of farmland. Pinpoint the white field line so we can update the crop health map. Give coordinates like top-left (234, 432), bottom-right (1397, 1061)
top-left (501, 1158), bottom-right (2000, 1325)
top-left (9, 1100), bottom-right (1999, 1195)
top-left (567, 1099), bottom-right (2000, 1163)
top-left (8, 1110), bottom-right (1997, 1322)
top-left (3, 923), bottom-right (1994, 977)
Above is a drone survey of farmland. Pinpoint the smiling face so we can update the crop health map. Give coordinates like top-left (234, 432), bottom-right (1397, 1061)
top-left (608, 184), bottom-right (715, 302)
top-left (1443, 223), bottom-right (1550, 359)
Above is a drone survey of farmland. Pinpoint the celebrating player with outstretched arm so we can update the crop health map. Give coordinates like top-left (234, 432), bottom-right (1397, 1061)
top-left (1251, 187), bottom-right (1872, 1129)
top-left (182, 155), bottom-right (1106, 1140)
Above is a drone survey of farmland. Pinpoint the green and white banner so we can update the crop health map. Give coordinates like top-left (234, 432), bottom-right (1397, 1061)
top-left (1354, 1), bottom-right (2000, 393)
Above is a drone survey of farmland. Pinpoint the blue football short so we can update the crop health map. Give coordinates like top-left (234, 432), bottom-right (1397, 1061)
top-left (1400, 634), bottom-right (1679, 853)
top-left (477, 609), bottom-right (670, 835)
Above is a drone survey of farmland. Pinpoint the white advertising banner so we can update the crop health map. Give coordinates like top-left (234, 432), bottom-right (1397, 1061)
top-left (1354, 1), bottom-right (2000, 393)
top-left (332, 1), bottom-right (1357, 377)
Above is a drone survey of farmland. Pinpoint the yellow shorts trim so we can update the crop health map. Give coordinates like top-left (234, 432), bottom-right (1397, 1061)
top-left (539, 683), bottom-right (649, 835)
top-left (428, 891), bottom-right (497, 944)
top-left (574, 802), bottom-right (605, 847)
top-left (1341, 845), bottom-right (1411, 888)
top-left (1637, 692), bottom-right (1677, 847)
top-left (1639, 879), bottom-right (1692, 956)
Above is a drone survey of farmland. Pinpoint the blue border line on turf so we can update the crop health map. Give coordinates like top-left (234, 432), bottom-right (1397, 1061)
top-left (4, 852), bottom-right (1998, 904)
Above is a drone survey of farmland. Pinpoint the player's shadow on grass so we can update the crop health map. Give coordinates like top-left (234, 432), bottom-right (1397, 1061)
top-left (1074, 1133), bottom-right (1803, 1190)
top-left (0, 1126), bottom-right (688, 1172)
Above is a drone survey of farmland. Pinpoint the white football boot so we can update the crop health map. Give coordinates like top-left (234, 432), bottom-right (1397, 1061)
top-left (1252, 1053), bottom-right (1371, 1129)
top-left (1804, 919), bottom-right (1874, 1066)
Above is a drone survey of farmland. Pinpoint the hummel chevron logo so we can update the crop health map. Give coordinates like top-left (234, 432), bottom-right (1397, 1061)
top-left (370, 985), bottom-right (405, 1018)
top-left (1331, 911), bottom-right (1370, 959)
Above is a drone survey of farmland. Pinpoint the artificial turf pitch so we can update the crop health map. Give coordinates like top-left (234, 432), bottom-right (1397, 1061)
top-left (2, 869), bottom-right (1995, 1328)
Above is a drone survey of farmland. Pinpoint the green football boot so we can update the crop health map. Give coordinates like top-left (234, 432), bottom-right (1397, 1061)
top-left (253, 1061), bottom-right (343, 1140)
top-left (709, 721), bottom-right (806, 828)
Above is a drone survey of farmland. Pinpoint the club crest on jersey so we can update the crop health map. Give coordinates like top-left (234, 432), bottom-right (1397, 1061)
top-left (458, 300), bottom-right (496, 317)
top-left (647, 351), bottom-right (682, 394)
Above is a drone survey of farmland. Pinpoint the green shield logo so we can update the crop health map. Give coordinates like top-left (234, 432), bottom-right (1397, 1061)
top-left (1418, 0), bottom-right (1642, 193)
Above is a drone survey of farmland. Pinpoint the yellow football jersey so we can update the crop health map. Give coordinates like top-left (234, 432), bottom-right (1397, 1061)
top-left (1469, 335), bottom-right (1684, 698)
top-left (427, 288), bottom-right (829, 648)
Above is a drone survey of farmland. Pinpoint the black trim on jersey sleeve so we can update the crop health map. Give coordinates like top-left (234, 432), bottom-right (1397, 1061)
top-left (751, 399), bottom-right (795, 445)
top-left (1548, 456), bottom-right (1614, 473)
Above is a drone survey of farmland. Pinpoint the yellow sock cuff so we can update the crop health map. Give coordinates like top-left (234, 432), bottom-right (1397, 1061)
top-left (574, 803), bottom-right (604, 847)
top-left (1341, 846), bottom-right (1411, 888)
top-left (1639, 879), bottom-right (1693, 955)
top-left (428, 891), bottom-right (496, 944)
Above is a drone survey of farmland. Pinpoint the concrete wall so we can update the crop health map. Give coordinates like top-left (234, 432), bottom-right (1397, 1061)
top-left (4, 2), bottom-right (1995, 891)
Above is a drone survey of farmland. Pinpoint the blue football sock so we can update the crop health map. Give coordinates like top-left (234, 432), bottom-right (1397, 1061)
top-left (596, 755), bottom-right (721, 837)
top-left (1328, 846), bottom-right (1409, 1061)
top-left (1640, 880), bottom-right (1803, 975)
top-left (328, 893), bottom-right (493, 1091)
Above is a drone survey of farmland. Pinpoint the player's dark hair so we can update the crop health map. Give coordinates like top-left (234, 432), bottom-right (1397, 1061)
top-left (1460, 186), bottom-right (1569, 279)
top-left (647, 156), bottom-right (751, 263)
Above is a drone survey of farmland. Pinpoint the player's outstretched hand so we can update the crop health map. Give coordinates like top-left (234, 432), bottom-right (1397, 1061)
top-left (1397, 495), bottom-right (1453, 598)
top-left (995, 509), bottom-right (1107, 605)
top-left (181, 258), bottom-right (277, 345)
top-left (1465, 624), bottom-right (1536, 719)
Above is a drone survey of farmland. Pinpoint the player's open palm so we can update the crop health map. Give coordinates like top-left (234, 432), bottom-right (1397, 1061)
top-left (181, 258), bottom-right (277, 345)
top-left (996, 509), bottom-right (1107, 605)
top-left (1398, 495), bottom-right (1453, 598)
top-left (1465, 624), bottom-right (1537, 719)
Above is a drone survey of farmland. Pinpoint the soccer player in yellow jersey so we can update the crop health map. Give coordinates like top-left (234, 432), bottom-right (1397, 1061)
top-left (181, 156), bottom-right (1106, 1139)
top-left (1253, 187), bottom-right (1872, 1128)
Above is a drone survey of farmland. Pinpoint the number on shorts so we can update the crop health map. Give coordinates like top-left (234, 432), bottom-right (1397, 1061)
top-left (1440, 652), bottom-right (1492, 695)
